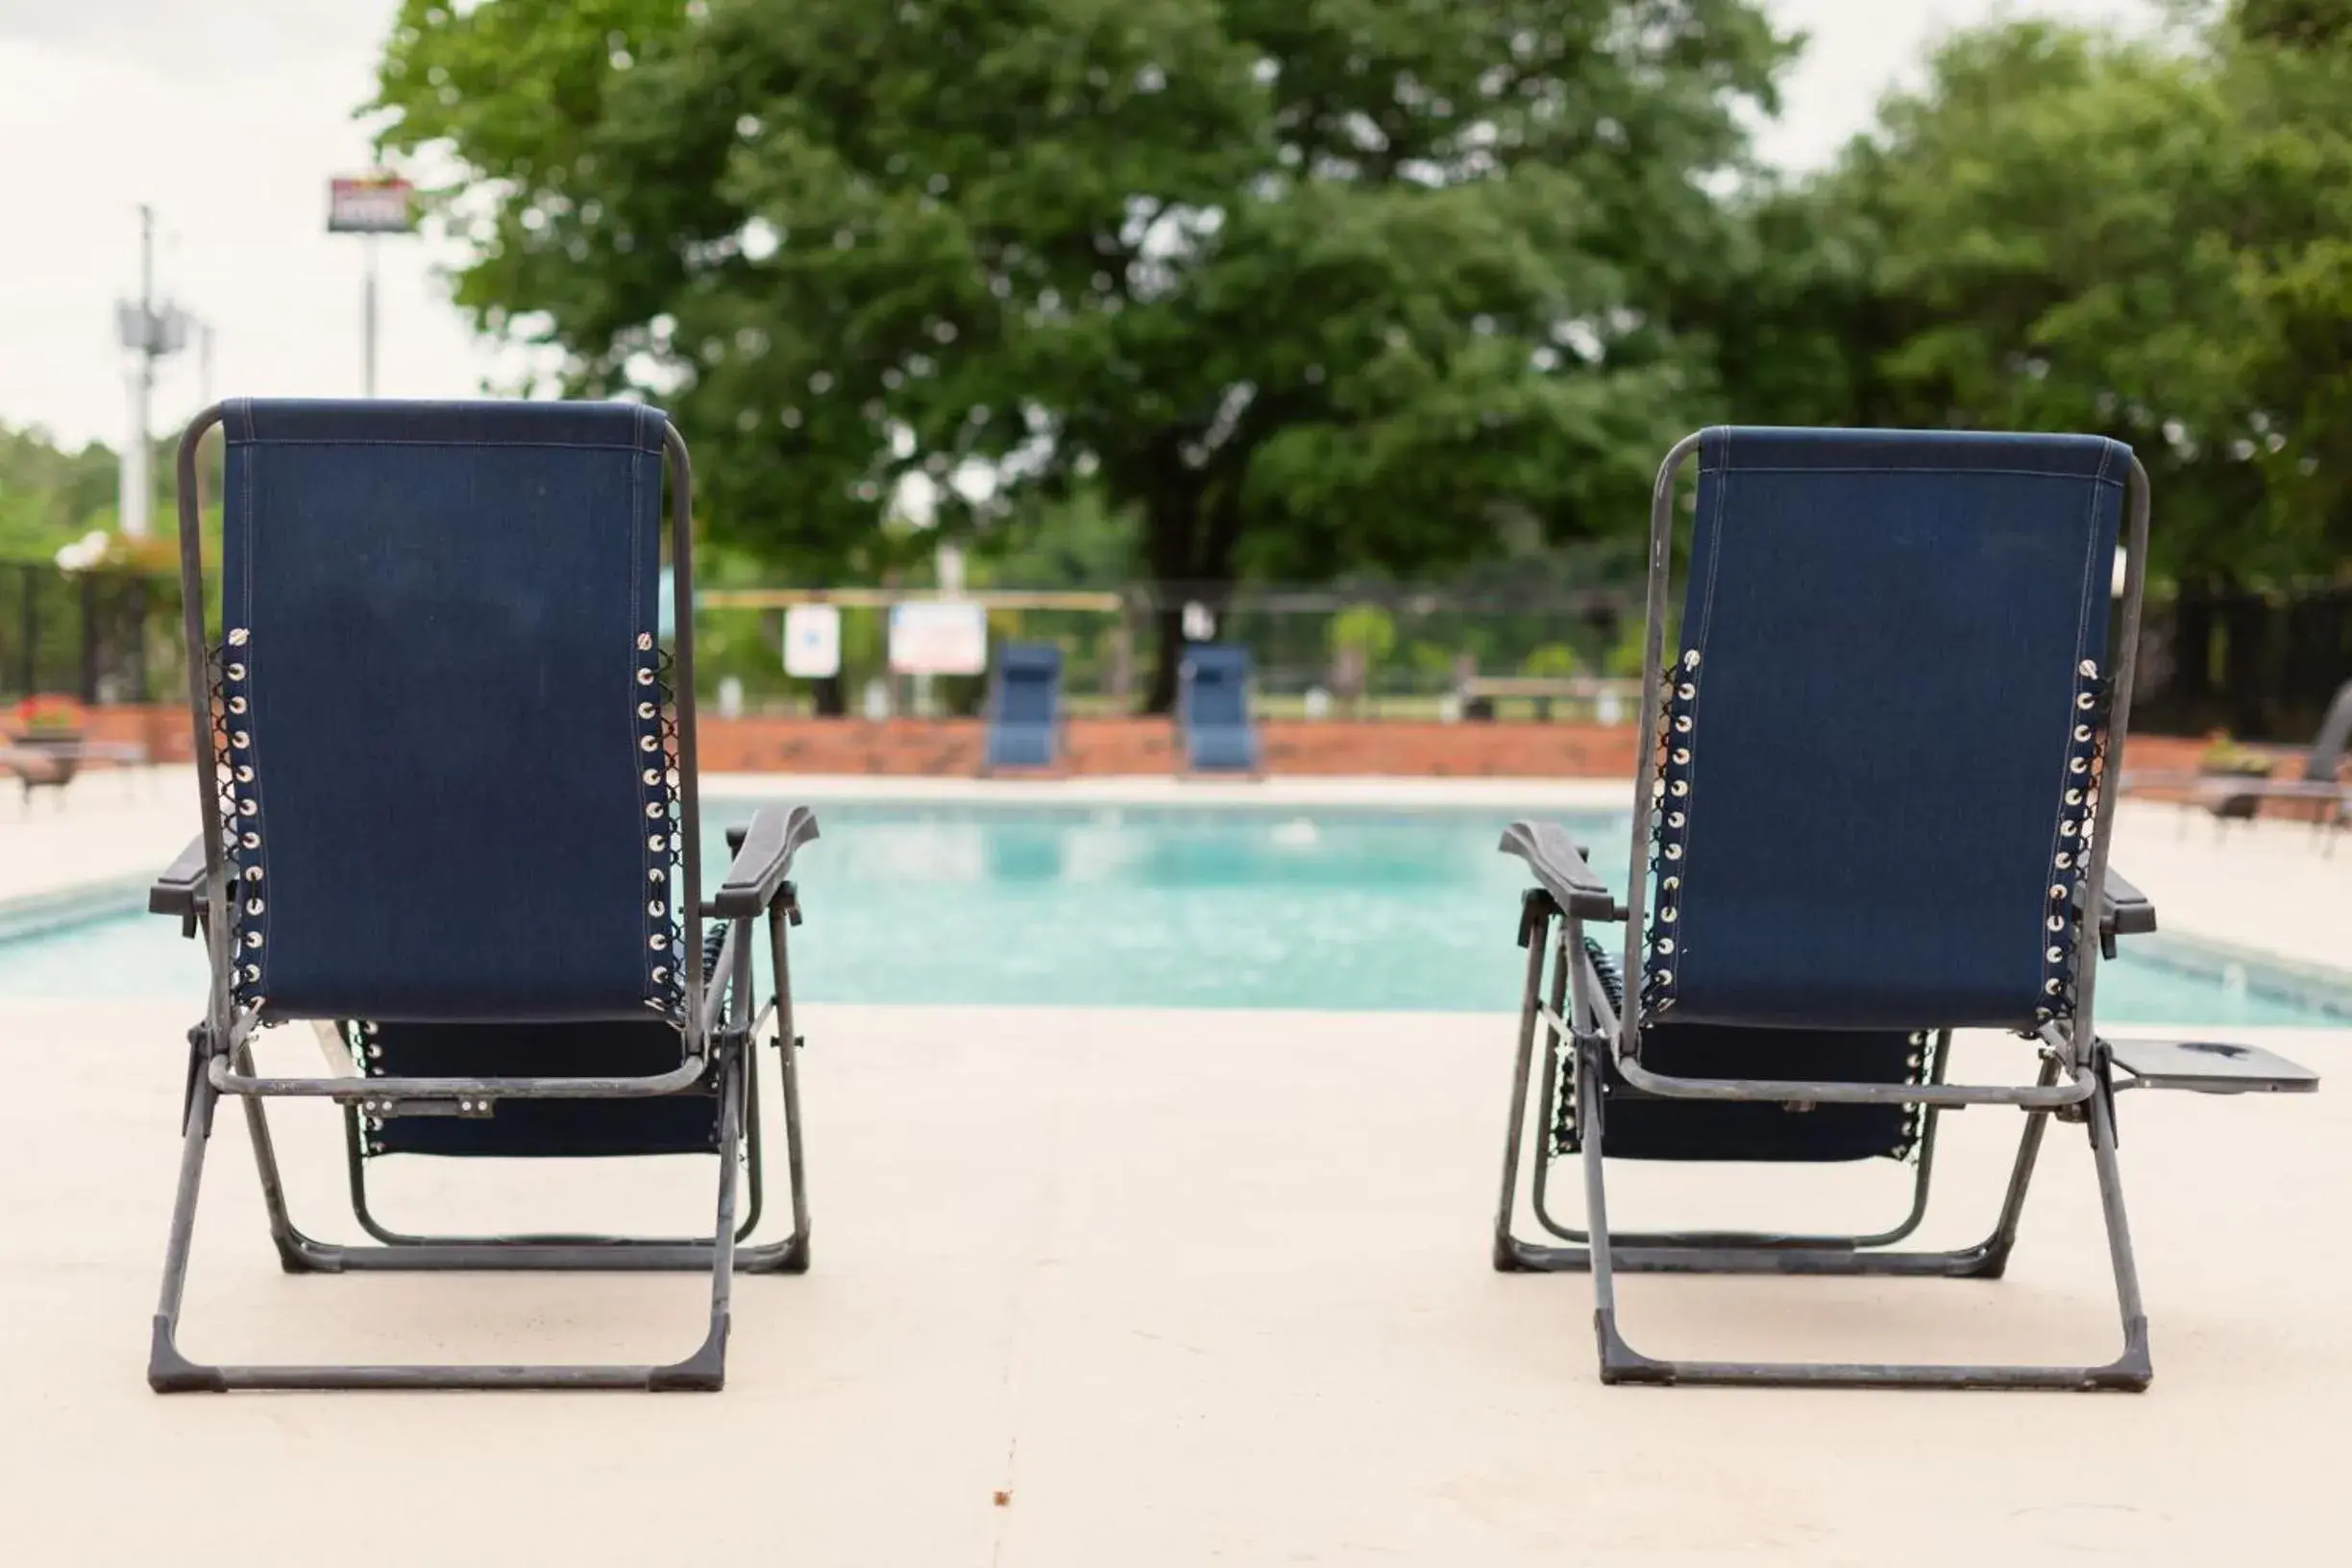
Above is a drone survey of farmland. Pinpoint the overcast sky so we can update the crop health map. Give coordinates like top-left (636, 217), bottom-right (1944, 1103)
top-left (0, 0), bottom-right (2153, 451)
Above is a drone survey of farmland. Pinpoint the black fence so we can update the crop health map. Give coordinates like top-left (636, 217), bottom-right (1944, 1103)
top-left (0, 562), bottom-right (181, 706)
top-left (8, 553), bottom-right (2346, 741)
top-left (2130, 584), bottom-right (2352, 743)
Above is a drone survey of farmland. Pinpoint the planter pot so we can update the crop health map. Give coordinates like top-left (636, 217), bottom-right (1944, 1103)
top-left (6, 731), bottom-right (85, 794)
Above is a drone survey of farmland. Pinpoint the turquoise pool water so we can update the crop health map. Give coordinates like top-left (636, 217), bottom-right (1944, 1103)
top-left (0, 799), bottom-right (2340, 1023)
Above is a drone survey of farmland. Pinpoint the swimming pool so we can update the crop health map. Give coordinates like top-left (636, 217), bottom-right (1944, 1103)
top-left (0, 798), bottom-right (2341, 1023)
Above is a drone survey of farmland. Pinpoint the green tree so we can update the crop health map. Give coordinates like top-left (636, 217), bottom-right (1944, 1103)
top-left (1705, 13), bottom-right (2352, 588)
top-left (372, 0), bottom-right (1789, 708)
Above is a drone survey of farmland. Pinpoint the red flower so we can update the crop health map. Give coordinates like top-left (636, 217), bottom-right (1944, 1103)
top-left (11, 694), bottom-right (86, 734)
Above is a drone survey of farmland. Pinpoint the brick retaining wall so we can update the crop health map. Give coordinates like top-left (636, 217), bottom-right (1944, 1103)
top-left (71, 703), bottom-right (2279, 786)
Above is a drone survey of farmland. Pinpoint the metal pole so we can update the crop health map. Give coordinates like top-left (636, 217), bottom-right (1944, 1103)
top-left (362, 233), bottom-right (378, 397)
top-left (121, 204), bottom-right (156, 539)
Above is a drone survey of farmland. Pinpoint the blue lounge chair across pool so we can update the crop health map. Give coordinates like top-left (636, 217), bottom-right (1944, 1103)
top-left (1492, 426), bottom-right (2318, 1391)
top-left (146, 399), bottom-right (820, 1392)
top-left (983, 642), bottom-right (1063, 772)
top-left (1177, 643), bottom-right (1262, 775)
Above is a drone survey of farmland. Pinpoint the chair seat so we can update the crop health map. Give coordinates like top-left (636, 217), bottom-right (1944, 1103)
top-left (1582, 1021), bottom-right (1923, 1163)
top-left (362, 1018), bottom-right (721, 1158)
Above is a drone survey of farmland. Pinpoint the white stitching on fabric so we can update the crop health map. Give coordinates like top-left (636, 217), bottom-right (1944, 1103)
top-left (1693, 463), bottom-right (2125, 487)
top-left (2029, 439), bottom-right (2119, 1025)
top-left (230, 437), bottom-right (664, 453)
top-left (238, 402), bottom-right (273, 1012)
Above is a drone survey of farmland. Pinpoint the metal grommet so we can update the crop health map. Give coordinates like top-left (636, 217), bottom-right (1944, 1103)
top-left (1677, 682), bottom-right (1695, 699)
top-left (1668, 780), bottom-right (1688, 797)
top-left (648, 900), bottom-right (665, 917)
top-left (637, 668), bottom-right (656, 686)
top-left (1682, 649), bottom-right (1702, 671)
top-left (1664, 844), bottom-right (1683, 860)
top-left (227, 696), bottom-right (247, 715)
top-left (637, 632), bottom-right (654, 650)
top-left (2046, 978), bottom-right (2063, 994)
top-left (641, 735), bottom-right (660, 752)
top-left (1671, 747), bottom-right (1690, 765)
top-left (227, 627), bottom-right (250, 647)
top-left (645, 801), bottom-right (665, 820)
top-left (2079, 658), bottom-right (2097, 677)
top-left (1661, 876), bottom-right (1679, 893)
top-left (2077, 692), bottom-right (2095, 711)
top-left (2046, 944), bottom-right (2065, 963)
top-left (226, 662), bottom-right (247, 681)
top-left (1667, 811), bottom-right (1684, 827)
top-left (649, 934), bottom-right (667, 950)
top-left (1673, 715), bottom-right (1692, 733)
top-left (2055, 851), bottom-right (2073, 869)
top-left (231, 730), bottom-right (251, 748)
top-left (651, 966), bottom-right (669, 983)
top-left (1658, 905), bottom-right (1677, 922)
top-left (647, 833), bottom-right (666, 851)
top-left (240, 831), bottom-right (260, 850)
top-left (638, 701), bottom-right (657, 720)
top-left (243, 931), bottom-right (264, 949)
top-left (2047, 916), bottom-right (2065, 932)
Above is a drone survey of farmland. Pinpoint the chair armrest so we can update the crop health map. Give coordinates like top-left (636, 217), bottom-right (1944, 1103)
top-left (1498, 821), bottom-right (1622, 921)
top-left (149, 834), bottom-right (209, 919)
top-left (2097, 868), bottom-right (2156, 958)
top-left (708, 806), bottom-right (820, 919)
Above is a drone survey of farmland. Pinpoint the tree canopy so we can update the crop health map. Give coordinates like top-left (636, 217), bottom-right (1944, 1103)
top-left (373, 0), bottom-right (1788, 706)
top-left (1709, 5), bottom-right (2352, 587)
top-left (370, 0), bottom-right (2350, 709)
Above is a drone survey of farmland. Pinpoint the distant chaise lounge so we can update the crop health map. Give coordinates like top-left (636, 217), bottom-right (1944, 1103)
top-left (1176, 643), bottom-right (1262, 776)
top-left (982, 642), bottom-right (1065, 773)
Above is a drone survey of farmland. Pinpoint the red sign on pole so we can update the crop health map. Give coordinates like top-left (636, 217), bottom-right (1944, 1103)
top-left (328, 174), bottom-right (416, 234)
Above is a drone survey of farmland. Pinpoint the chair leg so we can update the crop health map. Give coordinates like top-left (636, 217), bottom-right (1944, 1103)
top-left (1490, 917), bottom-right (1553, 1272)
top-left (151, 1046), bottom-right (750, 1392)
top-left (1581, 1036), bottom-right (2151, 1392)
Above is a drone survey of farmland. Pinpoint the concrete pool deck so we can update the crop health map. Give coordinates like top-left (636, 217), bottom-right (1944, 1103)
top-left (0, 1000), bottom-right (2343, 1563)
top-left (0, 769), bottom-right (2346, 1562)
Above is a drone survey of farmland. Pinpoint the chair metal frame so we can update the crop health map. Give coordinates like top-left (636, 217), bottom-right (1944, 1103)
top-left (148, 404), bottom-right (813, 1392)
top-left (1496, 430), bottom-right (2160, 1390)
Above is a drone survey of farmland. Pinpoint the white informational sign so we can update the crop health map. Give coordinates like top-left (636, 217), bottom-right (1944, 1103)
top-left (782, 603), bottom-right (843, 679)
top-left (888, 600), bottom-right (988, 676)
top-left (328, 174), bottom-right (417, 233)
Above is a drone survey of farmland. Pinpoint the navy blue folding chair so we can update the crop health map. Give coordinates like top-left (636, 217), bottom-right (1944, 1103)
top-left (1493, 428), bottom-right (2317, 1390)
top-left (147, 400), bottom-right (819, 1392)
top-left (1177, 643), bottom-right (1262, 775)
top-left (982, 642), bottom-right (1063, 772)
